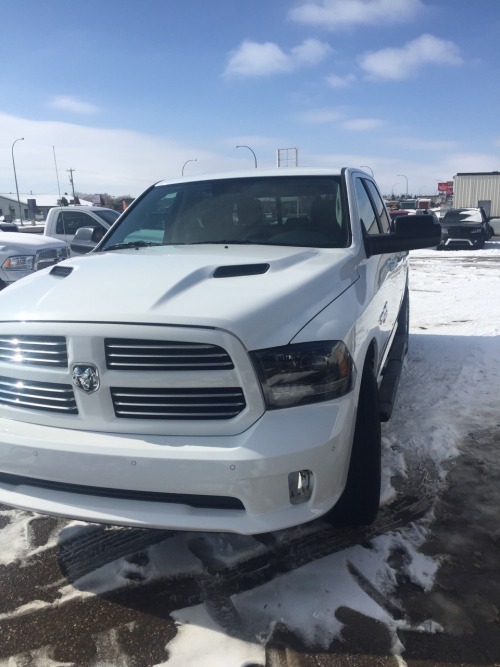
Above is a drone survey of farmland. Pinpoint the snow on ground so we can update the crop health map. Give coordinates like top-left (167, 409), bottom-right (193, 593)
top-left (1, 242), bottom-right (500, 666)
top-left (155, 242), bottom-right (500, 666)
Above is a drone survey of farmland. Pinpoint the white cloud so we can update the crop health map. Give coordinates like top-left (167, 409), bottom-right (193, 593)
top-left (289, 0), bottom-right (424, 30)
top-left (224, 41), bottom-right (292, 77)
top-left (224, 38), bottom-right (331, 77)
top-left (291, 38), bottom-right (332, 65)
top-left (326, 72), bottom-right (356, 88)
top-left (342, 118), bottom-right (385, 131)
top-left (359, 33), bottom-right (462, 80)
top-left (297, 109), bottom-right (384, 131)
top-left (0, 112), bottom-right (239, 197)
top-left (298, 108), bottom-right (344, 124)
top-left (49, 96), bottom-right (99, 115)
top-left (390, 137), bottom-right (458, 151)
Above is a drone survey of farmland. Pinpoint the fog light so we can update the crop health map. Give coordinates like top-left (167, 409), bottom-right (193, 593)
top-left (288, 470), bottom-right (313, 505)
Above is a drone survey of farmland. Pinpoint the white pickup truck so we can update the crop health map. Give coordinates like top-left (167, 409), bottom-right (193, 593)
top-left (43, 205), bottom-right (120, 252)
top-left (0, 228), bottom-right (69, 290)
top-left (0, 168), bottom-right (440, 534)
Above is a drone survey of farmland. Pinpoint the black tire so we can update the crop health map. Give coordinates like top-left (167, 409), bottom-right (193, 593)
top-left (326, 364), bottom-right (382, 526)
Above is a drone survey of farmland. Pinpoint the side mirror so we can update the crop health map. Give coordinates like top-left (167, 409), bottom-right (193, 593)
top-left (70, 226), bottom-right (102, 254)
top-left (365, 215), bottom-right (441, 255)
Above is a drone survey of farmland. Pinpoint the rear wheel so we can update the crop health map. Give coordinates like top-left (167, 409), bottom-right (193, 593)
top-left (326, 363), bottom-right (381, 526)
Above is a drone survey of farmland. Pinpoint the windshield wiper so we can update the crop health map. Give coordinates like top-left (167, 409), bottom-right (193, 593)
top-left (103, 241), bottom-right (164, 252)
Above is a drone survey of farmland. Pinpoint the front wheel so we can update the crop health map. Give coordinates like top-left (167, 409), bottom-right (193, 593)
top-left (326, 364), bottom-right (382, 526)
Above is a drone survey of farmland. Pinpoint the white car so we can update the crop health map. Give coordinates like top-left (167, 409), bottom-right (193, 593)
top-left (0, 169), bottom-right (440, 534)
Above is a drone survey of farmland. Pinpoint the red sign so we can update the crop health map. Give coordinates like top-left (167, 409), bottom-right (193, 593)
top-left (437, 181), bottom-right (453, 194)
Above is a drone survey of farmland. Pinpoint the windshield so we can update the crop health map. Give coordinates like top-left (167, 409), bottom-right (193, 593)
top-left (442, 209), bottom-right (483, 225)
top-left (100, 176), bottom-right (348, 250)
top-left (94, 209), bottom-right (121, 225)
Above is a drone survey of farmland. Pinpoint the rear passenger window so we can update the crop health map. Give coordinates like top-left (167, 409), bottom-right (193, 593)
top-left (354, 178), bottom-right (380, 235)
top-left (365, 180), bottom-right (391, 233)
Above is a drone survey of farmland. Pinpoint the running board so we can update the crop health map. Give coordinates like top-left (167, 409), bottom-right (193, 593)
top-left (378, 334), bottom-right (408, 422)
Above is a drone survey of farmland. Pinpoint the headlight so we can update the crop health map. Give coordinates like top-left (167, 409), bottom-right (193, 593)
top-left (251, 341), bottom-right (355, 409)
top-left (2, 255), bottom-right (35, 271)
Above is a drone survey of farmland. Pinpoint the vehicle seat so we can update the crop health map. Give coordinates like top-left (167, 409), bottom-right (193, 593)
top-left (310, 198), bottom-right (344, 245)
top-left (199, 199), bottom-right (236, 241)
top-left (235, 197), bottom-right (264, 228)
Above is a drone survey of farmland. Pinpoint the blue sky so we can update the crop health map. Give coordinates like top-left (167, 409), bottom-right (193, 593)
top-left (1, 0), bottom-right (499, 198)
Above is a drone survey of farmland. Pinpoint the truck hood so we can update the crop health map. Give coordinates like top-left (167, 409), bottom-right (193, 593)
top-left (0, 232), bottom-right (68, 250)
top-left (0, 244), bottom-right (360, 349)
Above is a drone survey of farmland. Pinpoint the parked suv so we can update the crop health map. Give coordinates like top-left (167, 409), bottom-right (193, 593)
top-left (438, 207), bottom-right (492, 249)
top-left (0, 169), bottom-right (440, 534)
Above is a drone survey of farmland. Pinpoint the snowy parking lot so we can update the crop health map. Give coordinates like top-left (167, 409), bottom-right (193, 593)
top-left (0, 241), bottom-right (500, 666)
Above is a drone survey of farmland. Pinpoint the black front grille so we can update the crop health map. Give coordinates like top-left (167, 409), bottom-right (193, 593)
top-left (105, 338), bottom-right (234, 371)
top-left (446, 226), bottom-right (478, 237)
top-left (0, 375), bottom-right (78, 414)
top-left (111, 386), bottom-right (246, 419)
top-left (0, 336), bottom-right (68, 367)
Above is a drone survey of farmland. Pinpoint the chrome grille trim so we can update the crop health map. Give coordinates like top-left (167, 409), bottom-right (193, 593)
top-left (111, 387), bottom-right (245, 419)
top-left (0, 376), bottom-right (78, 414)
top-left (105, 338), bottom-right (234, 371)
top-left (0, 336), bottom-right (68, 367)
top-left (35, 248), bottom-right (61, 271)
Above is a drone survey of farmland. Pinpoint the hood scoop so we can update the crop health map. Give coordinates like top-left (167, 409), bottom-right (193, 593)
top-left (213, 263), bottom-right (270, 278)
top-left (50, 265), bottom-right (74, 278)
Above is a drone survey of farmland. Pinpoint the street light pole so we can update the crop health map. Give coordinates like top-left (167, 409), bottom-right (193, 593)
top-left (236, 145), bottom-right (257, 168)
top-left (182, 159), bottom-right (197, 176)
top-left (11, 137), bottom-right (24, 226)
top-left (397, 174), bottom-right (409, 198)
top-left (360, 165), bottom-right (374, 176)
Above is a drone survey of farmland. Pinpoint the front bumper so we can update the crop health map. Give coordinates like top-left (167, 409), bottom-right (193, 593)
top-left (0, 268), bottom-right (33, 286)
top-left (0, 397), bottom-right (357, 534)
top-left (441, 237), bottom-right (480, 248)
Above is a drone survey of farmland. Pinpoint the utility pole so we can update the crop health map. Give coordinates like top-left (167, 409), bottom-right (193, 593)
top-left (67, 168), bottom-right (76, 202)
top-left (11, 137), bottom-right (25, 226)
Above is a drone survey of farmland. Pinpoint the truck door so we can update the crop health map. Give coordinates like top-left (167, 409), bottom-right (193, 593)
top-left (353, 176), bottom-right (407, 365)
top-left (55, 211), bottom-right (108, 253)
top-left (478, 200), bottom-right (491, 218)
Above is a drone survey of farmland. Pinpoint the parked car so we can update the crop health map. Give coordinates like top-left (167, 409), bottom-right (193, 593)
top-left (0, 232), bottom-right (69, 290)
top-left (389, 209), bottom-right (410, 222)
top-left (489, 217), bottom-right (500, 236)
top-left (43, 206), bottom-right (120, 253)
top-left (0, 168), bottom-right (440, 534)
top-left (413, 209), bottom-right (440, 224)
top-left (437, 207), bottom-right (493, 250)
top-left (0, 223), bottom-right (19, 232)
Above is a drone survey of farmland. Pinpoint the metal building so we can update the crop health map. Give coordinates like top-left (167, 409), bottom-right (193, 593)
top-left (453, 171), bottom-right (500, 217)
